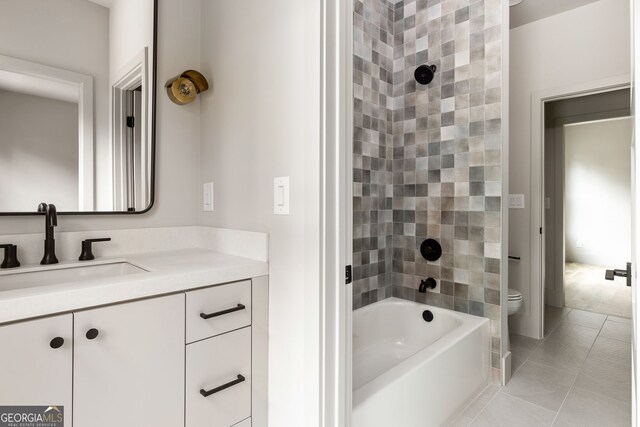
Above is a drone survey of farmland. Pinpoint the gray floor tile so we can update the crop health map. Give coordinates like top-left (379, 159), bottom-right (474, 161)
top-left (607, 315), bottom-right (632, 324)
top-left (545, 306), bottom-right (572, 336)
top-left (503, 360), bottom-right (576, 411)
top-left (510, 333), bottom-right (542, 352)
top-left (528, 340), bottom-right (588, 374)
top-left (574, 356), bottom-right (631, 403)
top-left (600, 320), bottom-right (632, 342)
top-left (446, 414), bottom-right (474, 427)
top-left (553, 387), bottom-right (631, 427)
top-left (563, 309), bottom-right (606, 330)
top-left (470, 392), bottom-right (556, 427)
top-left (588, 336), bottom-right (632, 367)
top-left (547, 322), bottom-right (600, 349)
top-left (460, 384), bottom-right (502, 419)
top-left (510, 347), bottom-right (531, 374)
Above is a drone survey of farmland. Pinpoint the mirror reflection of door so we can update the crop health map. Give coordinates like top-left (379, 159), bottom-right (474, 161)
top-left (111, 48), bottom-right (149, 213)
top-left (125, 86), bottom-right (142, 212)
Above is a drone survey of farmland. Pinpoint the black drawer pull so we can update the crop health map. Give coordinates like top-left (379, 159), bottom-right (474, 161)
top-left (200, 374), bottom-right (245, 397)
top-left (200, 304), bottom-right (245, 320)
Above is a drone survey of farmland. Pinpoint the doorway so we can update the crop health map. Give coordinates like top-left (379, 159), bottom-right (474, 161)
top-left (542, 89), bottom-right (632, 334)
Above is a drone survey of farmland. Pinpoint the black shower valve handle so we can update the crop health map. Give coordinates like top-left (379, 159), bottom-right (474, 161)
top-left (420, 238), bottom-right (443, 262)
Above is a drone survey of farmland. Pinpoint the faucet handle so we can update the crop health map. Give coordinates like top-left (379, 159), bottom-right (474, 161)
top-left (79, 238), bottom-right (111, 261)
top-left (0, 244), bottom-right (20, 269)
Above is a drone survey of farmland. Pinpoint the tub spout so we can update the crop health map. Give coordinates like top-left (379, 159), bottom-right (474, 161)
top-left (419, 278), bottom-right (436, 293)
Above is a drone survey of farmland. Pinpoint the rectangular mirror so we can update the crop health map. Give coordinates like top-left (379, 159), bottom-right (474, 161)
top-left (0, 0), bottom-right (156, 215)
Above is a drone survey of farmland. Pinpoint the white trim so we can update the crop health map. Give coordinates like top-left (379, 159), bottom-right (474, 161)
top-left (320, 0), bottom-right (351, 424)
top-left (343, 0), bottom-right (354, 420)
top-left (530, 75), bottom-right (631, 339)
top-left (0, 54), bottom-right (94, 211)
top-left (501, 0), bottom-right (511, 386)
top-left (632, 4), bottom-right (639, 425)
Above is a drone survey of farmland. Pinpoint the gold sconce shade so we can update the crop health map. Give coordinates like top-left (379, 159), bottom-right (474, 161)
top-left (165, 70), bottom-right (209, 105)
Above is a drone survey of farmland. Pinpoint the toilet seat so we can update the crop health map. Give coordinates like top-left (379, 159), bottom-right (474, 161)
top-left (508, 288), bottom-right (522, 301)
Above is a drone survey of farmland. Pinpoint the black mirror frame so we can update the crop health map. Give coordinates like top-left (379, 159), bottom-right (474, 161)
top-left (0, 0), bottom-right (158, 217)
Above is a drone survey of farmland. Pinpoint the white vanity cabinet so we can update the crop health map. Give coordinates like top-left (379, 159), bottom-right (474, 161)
top-left (0, 314), bottom-right (73, 426)
top-left (73, 294), bottom-right (185, 427)
top-left (0, 275), bottom-right (268, 427)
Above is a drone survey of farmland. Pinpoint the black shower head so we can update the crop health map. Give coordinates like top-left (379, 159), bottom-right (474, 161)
top-left (414, 64), bottom-right (437, 85)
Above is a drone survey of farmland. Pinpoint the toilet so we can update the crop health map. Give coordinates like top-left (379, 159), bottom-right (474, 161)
top-left (505, 288), bottom-right (524, 355)
top-left (507, 288), bottom-right (523, 315)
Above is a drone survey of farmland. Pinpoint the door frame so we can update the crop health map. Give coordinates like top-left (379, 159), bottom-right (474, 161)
top-left (320, 0), bottom-right (353, 425)
top-left (530, 75), bottom-right (631, 339)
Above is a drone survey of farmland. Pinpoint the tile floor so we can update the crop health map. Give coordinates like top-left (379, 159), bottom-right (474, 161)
top-left (565, 263), bottom-right (632, 318)
top-left (449, 307), bottom-right (632, 427)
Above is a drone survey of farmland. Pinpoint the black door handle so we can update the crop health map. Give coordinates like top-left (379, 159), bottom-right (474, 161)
top-left (605, 262), bottom-right (632, 287)
top-left (200, 304), bottom-right (245, 320)
top-left (200, 374), bottom-right (245, 397)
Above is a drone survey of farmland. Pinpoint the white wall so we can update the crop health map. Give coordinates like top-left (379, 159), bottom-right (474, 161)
top-left (0, 0), bottom-right (200, 233)
top-left (109, 0), bottom-right (154, 81)
top-left (565, 118), bottom-right (632, 266)
top-left (0, 90), bottom-right (79, 211)
top-left (509, 0), bottom-right (630, 336)
top-left (197, 0), bottom-right (321, 425)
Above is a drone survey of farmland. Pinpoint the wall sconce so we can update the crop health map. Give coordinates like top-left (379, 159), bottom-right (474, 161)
top-left (165, 70), bottom-right (209, 105)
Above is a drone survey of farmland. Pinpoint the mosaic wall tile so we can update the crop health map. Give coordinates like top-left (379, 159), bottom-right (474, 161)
top-left (353, 0), bottom-right (503, 374)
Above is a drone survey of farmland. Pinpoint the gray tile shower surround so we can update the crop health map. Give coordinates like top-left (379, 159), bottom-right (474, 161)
top-left (353, 0), bottom-right (503, 372)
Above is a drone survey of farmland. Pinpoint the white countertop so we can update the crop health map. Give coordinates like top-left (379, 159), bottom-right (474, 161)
top-left (0, 248), bottom-right (268, 324)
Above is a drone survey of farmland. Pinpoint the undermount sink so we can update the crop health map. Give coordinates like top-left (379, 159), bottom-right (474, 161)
top-left (0, 261), bottom-right (148, 292)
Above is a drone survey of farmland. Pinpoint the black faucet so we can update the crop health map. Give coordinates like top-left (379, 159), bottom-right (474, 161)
top-left (419, 278), bottom-right (436, 293)
top-left (37, 203), bottom-right (59, 265)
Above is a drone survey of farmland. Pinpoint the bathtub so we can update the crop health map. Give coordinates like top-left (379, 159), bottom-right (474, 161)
top-left (352, 297), bottom-right (491, 427)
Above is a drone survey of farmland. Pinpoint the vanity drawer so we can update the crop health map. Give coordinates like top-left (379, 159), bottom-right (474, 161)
top-left (186, 327), bottom-right (251, 427)
top-left (186, 280), bottom-right (251, 343)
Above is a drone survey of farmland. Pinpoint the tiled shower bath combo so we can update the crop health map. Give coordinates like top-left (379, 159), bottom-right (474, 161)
top-left (352, 0), bottom-right (504, 374)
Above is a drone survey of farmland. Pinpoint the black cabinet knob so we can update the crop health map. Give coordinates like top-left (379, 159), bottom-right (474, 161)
top-left (49, 337), bottom-right (64, 349)
top-left (86, 328), bottom-right (99, 340)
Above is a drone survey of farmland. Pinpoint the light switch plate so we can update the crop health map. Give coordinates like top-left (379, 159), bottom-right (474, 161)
top-left (508, 194), bottom-right (525, 209)
top-left (203, 182), bottom-right (214, 212)
top-left (274, 177), bottom-right (290, 215)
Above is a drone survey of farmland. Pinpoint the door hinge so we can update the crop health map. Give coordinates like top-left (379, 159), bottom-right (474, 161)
top-left (345, 265), bottom-right (352, 285)
top-left (540, 227), bottom-right (543, 235)
top-left (126, 116), bottom-right (135, 128)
